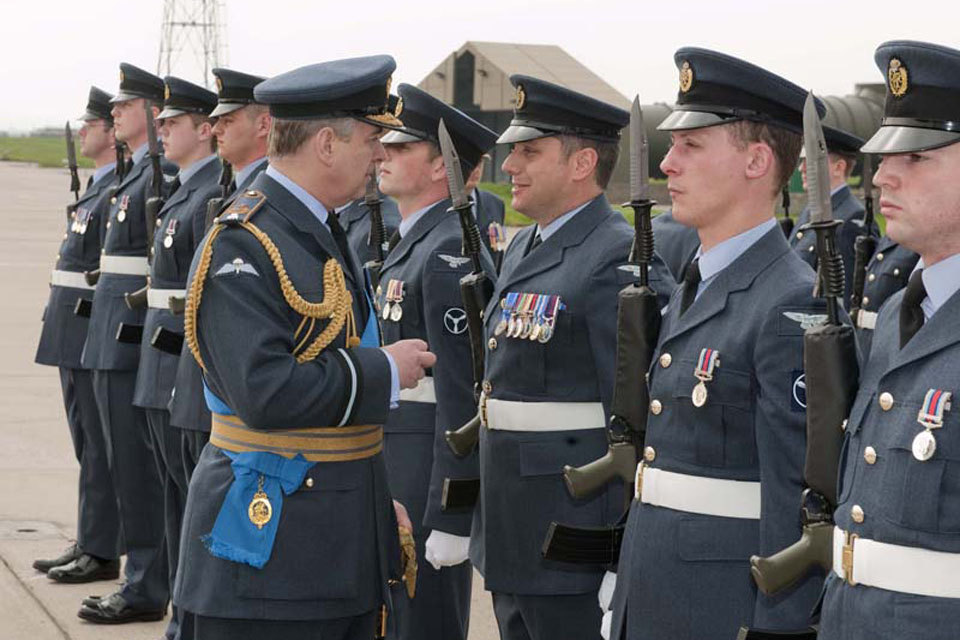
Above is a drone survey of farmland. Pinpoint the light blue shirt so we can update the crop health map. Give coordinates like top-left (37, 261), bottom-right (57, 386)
top-left (913, 253), bottom-right (960, 320)
top-left (131, 143), bottom-right (149, 166)
top-left (694, 218), bottom-right (777, 299)
top-left (178, 154), bottom-right (218, 185)
top-left (91, 162), bottom-right (116, 185)
top-left (536, 200), bottom-right (591, 243)
top-left (265, 165), bottom-right (400, 407)
top-left (399, 200), bottom-right (443, 238)
top-left (235, 157), bottom-right (267, 189)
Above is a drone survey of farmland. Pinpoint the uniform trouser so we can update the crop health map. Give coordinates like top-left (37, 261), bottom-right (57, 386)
top-left (180, 428), bottom-right (210, 486)
top-left (492, 591), bottom-right (603, 640)
top-left (388, 531), bottom-right (472, 640)
top-left (192, 609), bottom-right (378, 640)
top-left (92, 370), bottom-right (168, 610)
top-left (59, 367), bottom-right (123, 560)
top-left (146, 409), bottom-right (190, 639)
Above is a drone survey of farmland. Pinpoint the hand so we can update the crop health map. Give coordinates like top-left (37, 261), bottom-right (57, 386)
top-left (424, 530), bottom-right (470, 570)
top-left (382, 339), bottom-right (436, 390)
top-left (393, 499), bottom-right (413, 532)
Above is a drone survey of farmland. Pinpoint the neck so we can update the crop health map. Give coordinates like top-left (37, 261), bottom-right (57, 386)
top-left (270, 156), bottom-right (337, 210)
top-left (697, 199), bottom-right (776, 252)
top-left (176, 145), bottom-right (212, 171)
top-left (529, 188), bottom-right (601, 227)
top-left (92, 148), bottom-right (115, 168)
top-left (397, 185), bottom-right (447, 219)
top-left (230, 147), bottom-right (267, 172)
top-left (125, 133), bottom-right (147, 152)
top-left (921, 246), bottom-right (960, 268)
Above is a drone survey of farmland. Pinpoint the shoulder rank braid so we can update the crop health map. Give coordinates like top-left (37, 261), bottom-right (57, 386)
top-left (185, 191), bottom-right (360, 372)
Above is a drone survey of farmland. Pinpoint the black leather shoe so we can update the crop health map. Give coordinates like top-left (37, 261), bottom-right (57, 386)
top-left (77, 592), bottom-right (166, 624)
top-left (82, 595), bottom-right (102, 608)
top-left (32, 542), bottom-right (80, 572)
top-left (48, 554), bottom-right (120, 584)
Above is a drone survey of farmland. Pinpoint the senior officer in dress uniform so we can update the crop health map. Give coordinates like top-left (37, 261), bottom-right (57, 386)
top-left (652, 210), bottom-right (700, 283)
top-left (173, 55), bottom-right (435, 640)
top-left (852, 233), bottom-right (920, 357)
top-left (78, 62), bottom-right (176, 625)
top-left (168, 67), bottom-right (271, 483)
top-left (375, 83), bottom-right (498, 640)
top-left (33, 86), bottom-right (123, 584)
top-left (131, 76), bottom-right (221, 640)
top-left (470, 75), bottom-right (673, 640)
top-left (607, 49), bottom-right (831, 640)
top-left (819, 40), bottom-right (960, 640)
top-left (791, 125), bottom-right (876, 302)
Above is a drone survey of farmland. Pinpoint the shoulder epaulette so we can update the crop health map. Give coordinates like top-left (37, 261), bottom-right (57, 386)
top-left (217, 190), bottom-right (268, 226)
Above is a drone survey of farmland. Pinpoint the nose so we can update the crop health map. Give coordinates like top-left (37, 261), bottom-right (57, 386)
top-left (211, 119), bottom-right (224, 136)
top-left (110, 105), bottom-right (121, 119)
top-left (659, 145), bottom-right (678, 176)
top-left (501, 149), bottom-right (518, 176)
top-left (372, 139), bottom-right (386, 163)
top-left (873, 156), bottom-right (895, 191)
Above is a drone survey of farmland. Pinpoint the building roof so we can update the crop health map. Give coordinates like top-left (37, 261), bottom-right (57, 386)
top-left (455, 41), bottom-right (630, 109)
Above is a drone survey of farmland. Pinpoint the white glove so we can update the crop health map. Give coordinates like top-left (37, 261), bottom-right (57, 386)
top-left (424, 530), bottom-right (470, 570)
top-left (598, 571), bottom-right (617, 640)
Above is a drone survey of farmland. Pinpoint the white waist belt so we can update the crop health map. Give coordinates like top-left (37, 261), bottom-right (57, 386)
top-left (638, 465), bottom-right (761, 520)
top-left (399, 376), bottom-right (436, 404)
top-left (833, 527), bottom-right (960, 598)
top-left (100, 255), bottom-right (149, 276)
top-left (483, 397), bottom-right (605, 432)
top-left (50, 269), bottom-right (94, 291)
top-left (147, 288), bottom-right (186, 310)
top-left (856, 310), bottom-right (877, 330)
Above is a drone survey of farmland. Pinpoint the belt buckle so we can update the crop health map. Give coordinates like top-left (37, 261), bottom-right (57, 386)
top-left (633, 462), bottom-right (645, 501)
top-left (479, 392), bottom-right (488, 428)
top-left (842, 531), bottom-right (858, 586)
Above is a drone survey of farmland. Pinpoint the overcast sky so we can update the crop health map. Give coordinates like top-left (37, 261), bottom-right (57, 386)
top-left (2, 0), bottom-right (957, 131)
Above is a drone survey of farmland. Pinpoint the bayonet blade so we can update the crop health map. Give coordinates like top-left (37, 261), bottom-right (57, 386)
top-left (803, 92), bottom-right (832, 225)
top-left (364, 168), bottom-right (380, 206)
top-left (861, 153), bottom-right (873, 202)
top-left (629, 95), bottom-right (650, 202)
top-left (65, 121), bottom-right (78, 170)
top-left (144, 99), bottom-right (159, 157)
top-left (438, 119), bottom-right (469, 210)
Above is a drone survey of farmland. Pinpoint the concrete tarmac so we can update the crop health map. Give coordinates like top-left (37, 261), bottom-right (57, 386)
top-left (0, 162), bottom-right (499, 640)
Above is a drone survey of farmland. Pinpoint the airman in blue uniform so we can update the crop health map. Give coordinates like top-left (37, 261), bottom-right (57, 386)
top-left (34, 86), bottom-right (123, 585)
top-left (471, 74), bottom-right (673, 640)
top-left (608, 48), bottom-right (829, 640)
top-left (78, 62), bottom-right (177, 625)
top-left (172, 55), bottom-right (435, 640)
top-left (819, 40), bottom-right (960, 640)
top-left (375, 83), bottom-right (498, 640)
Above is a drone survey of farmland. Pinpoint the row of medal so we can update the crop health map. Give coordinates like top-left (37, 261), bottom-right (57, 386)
top-left (70, 206), bottom-right (93, 234)
top-left (114, 195), bottom-right (131, 222)
top-left (381, 279), bottom-right (406, 322)
top-left (494, 292), bottom-right (565, 343)
top-left (488, 222), bottom-right (507, 253)
top-left (161, 219), bottom-right (179, 248)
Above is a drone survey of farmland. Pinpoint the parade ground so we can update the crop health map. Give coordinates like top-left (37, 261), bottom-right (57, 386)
top-left (0, 162), bottom-right (498, 640)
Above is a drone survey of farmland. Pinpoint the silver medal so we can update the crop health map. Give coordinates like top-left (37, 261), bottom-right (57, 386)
top-left (381, 301), bottom-right (392, 321)
top-left (390, 303), bottom-right (403, 322)
top-left (117, 209), bottom-right (126, 223)
top-left (912, 429), bottom-right (937, 461)
top-left (495, 319), bottom-right (507, 336)
top-left (163, 234), bottom-right (174, 248)
top-left (692, 380), bottom-right (708, 408)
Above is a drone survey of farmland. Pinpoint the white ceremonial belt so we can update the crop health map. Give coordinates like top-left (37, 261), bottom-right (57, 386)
top-left (399, 376), bottom-right (436, 404)
top-left (50, 269), bottom-right (94, 290)
top-left (637, 465), bottom-right (761, 520)
top-left (856, 310), bottom-right (877, 330)
top-left (481, 396), bottom-right (606, 432)
top-left (147, 288), bottom-right (186, 310)
top-left (99, 255), bottom-right (149, 276)
top-left (833, 527), bottom-right (960, 598)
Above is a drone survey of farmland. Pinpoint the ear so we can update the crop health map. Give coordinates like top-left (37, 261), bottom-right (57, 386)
top-left (150, 104), bottom-right (161, 119)
top-left (256, 113), bottom-right (272, 138)
top-left (431, 153), bottom-right (448, 184)
top-left (312, 126), bottom-right (337, 166)
top-left (197, 120), bottom-right (213, 142)
top-left (465, 162), bottom-right (483, 189)
top-left (744, 141), bottom-right (775, 182)
top-left (570, 146), bottom-right (599, 183)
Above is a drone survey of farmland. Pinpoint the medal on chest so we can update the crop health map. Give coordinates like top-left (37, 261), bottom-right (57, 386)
top-left (163, 218), bottom-right (178, 249)
top-left (692, 348), bottom-right (720, 407)
top-left (248, 475), bottom-right (272, 529)
top-left (488, 222), bottom-right (507, 253)
top-left (72, 207), bottom-right (92, 234)
top-left (382, 279), bottom-right (405, 322)
top-left (912, 389), bottom-right (952, 462)
top-left (116, 194), bottom-right (130, 222)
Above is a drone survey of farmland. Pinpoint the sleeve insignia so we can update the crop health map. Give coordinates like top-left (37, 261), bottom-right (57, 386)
top-left (215, 257), bottom-right (260, 277)
top-left (783, 311), bottom-right (828, 330)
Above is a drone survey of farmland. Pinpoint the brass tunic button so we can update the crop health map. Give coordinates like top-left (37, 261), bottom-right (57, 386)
top-left (795, 231), bottom-right (804, 240)
top-left (851, 505), bottom-right (865, 523)
top-left (879, 392), bottom-right (894, 411)
top-left (876, 252), bottom-right (884, 262)
top-left (864, 446), bottom-right (877, 465)
top-left (482, 380), bottom-right (492, 394)
top-left (867, 273), bottom-right (876, 282)
top-left (101, 248), bottom-right (106, 254)
top-left (488, 337), bottom-right (498, 351)
top-left (150, 247), bottom-right (156, 257)
top-left (862, 296), bottom-right (870, 306)
top-left (841, 419), bottom-right (849, 431)
top-left (63, 233), bottom-right (68, 240)
top-left (807, 245), bottom-right (815, 252)
top-left (643, 446), bottom-right (656, 462)
top-left (156, 218), bottom-right (163, 227)
top-left (110, 196), bottom-right (117, 204)
top-left (305, 477), bottom-right (314, 488)
top-left (659, 353), bottom-right (672, 368)
top-left (650, 399), bottom-right (663, 415)
top-left (893, 268), bottom-right (901, 277)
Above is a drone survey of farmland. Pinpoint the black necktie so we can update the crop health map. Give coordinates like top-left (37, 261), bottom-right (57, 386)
top-left (327, 212), bottom-right (352, 262)
top-left (85, 175), bottom-right (94, 191)
top-left (167, 176), bottom-right (181, 198)
top-left (124, 158), bottom-right (134, 176)
top-left (899, 269), bottom-right (927, 348)
top-left (680, 258), bottom-right (702, 316)
top-left (327, 212), bottom-right (368, 329)
top-left (227, 179), bottom-right (237, 197)
top-left (525, 232), bottom-right (542, 257)
top-left (387, 230), bottom-right (401, 252)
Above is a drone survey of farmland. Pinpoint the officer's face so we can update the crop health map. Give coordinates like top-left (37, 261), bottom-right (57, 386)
top-left (78, 119), bottom-right (113, 159)
top-left (661, 126), bottom-right (746, 229)
top-left (874, 142), bottom-right (960, 261)
top-left (158, 114), bottom-right (210, 167)
top-left (379, 141), bottom-right (441, 200)
top-left (501, 136), bottom-right (575, 219)
top-left (327, 120), bottom-right (386, 209)
top-left (110, 98), bottom-right (147, 144)
top-left (211, 107), bottom-right (264, 166)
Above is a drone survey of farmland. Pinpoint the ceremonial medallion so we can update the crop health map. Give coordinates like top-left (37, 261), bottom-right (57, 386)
top-left (117, 210), bottom-right (126, 223)
top-left (381, 301), bottom-right (392, 321)
top-left (692, 380), bottom-right (708, 408)
top-left (163, 235), bottom-right (173, 248)
top-left (390, 303), bottom-right (403, 322)
top-left (537, 323), bottom-right (553, 343)
top-left (495, 319), bottom-right (507, 336)
top-left (912, 429), bottom-right (937, 462)
top-left (248, 476), bottom-right (272, 530)
top-left (691, 348), bottom-right (719, 408)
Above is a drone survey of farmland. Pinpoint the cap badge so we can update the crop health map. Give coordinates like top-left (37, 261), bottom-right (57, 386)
top-left (516, 84), bottom-right (526, 110)
top-left (164, 84), bottom-right (171, 101)
top-left (888, 58), bottom-right (908, 98)
top-left (119, 69), bottom-right (125, 84)
top-left (385, 76), bottom-right (392, 101)
top-left (679, 61), bottom-right (694, 93)
top-left (215, 76), bottom-right (223, 94)
top-left (394, 96), bottom-right (404, 117)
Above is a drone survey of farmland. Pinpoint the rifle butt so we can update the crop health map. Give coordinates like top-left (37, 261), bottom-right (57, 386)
top-left (146, 197), bottom-right (163, 248)
top-left (749, 521), bottom-right (833, 596)
top-left (124, 285), bottom-right (148, 311)
top-left (563, 442), bottom-right (636, 499)
top-left (83, 269), bottom-right (101, 287)
top-left (445, 413), bottom-right (481, 457)
top-left (168, 296), bottom-right (186, 315)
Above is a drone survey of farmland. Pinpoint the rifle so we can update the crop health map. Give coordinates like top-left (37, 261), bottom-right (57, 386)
top-left (440, 119), bottom-right (494, 464)
top-left (203, 161), bottom-right (233, 232)
top-left (124, 100), bottom-right (163, 311)
top-left (65, 121), bottom-right (81, 199)
top-left (778, 185), bottom-right (794, 238)
top-left (83, 143), bottom-right (128, 289)
top-left (749, 93), bottom-right (859, 596)
top-left (362, 169), bottom-right (389, 292)
top-left (849, 153), bottom-right (876, 323)
top-left (542, 96), bottom-right (662, 566)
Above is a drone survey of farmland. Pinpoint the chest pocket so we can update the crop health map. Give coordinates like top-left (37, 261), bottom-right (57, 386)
top-left (879, 399), bottom-right (960, 533)
top-left (670, 357), bottom-right (755, 469)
